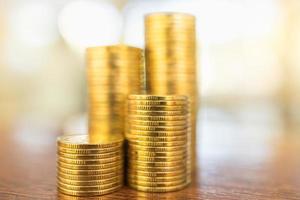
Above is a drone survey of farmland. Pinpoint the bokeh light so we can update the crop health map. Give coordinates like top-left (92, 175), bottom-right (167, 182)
top-left (58, 0), bottom-right (123, 54)
top-left (7, 1), bottom-right (59, 47)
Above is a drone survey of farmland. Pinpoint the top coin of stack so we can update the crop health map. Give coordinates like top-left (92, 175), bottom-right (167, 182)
top-left (57, 135), bottom-right (124, 197)
top-left (145, 13), bottom-right (198, 168)
top-left (126, 95), bottom-right (191, 193)
top-left (86, 45), bottom-right (144, 143)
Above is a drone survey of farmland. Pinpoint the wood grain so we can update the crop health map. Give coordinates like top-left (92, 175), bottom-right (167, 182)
top-left (0, 107), bottom-right (299, 199)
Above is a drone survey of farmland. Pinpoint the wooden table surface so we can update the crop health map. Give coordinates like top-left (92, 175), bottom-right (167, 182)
top-left (0, 106), bottom-right (300, 199)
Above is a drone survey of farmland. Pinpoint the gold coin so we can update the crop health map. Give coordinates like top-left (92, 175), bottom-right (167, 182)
top-left (128, 124), bottom-right (188, 131)
top-left (128, 154), bottom-right (186, 162)
top-left (146, 70), bottom-right (195, 75)
top-left (57, 146), bottom-right (122, 154)
top-left (146, 58), bottom-right (195, 65)
top-left (129, 110), bottom-right (188, 116)
top-left (145, 24), bottom-right (195, 30)
top-left (127, 174), bottom-right (186, 182)
top-left (128, 100), bottom-right (187, 106)
top-left (128, 115), bottom-right (187, 121)
top-left (146, 25), bottom-right (195, 31)
top-left (128, 149), bottom-right (186, 157)
top-left (128, 105), bottom-right (187, 111)
top-left (58, 171), bottom-right (122, 181)
top-left (58, 181), bottom-right (121, 191)
top-left (57, 161), bottom-right (123, 170)
top-left (147, 43), bottom-right (195, 48)
top-left (127, 145), bottom-right (187, 152)
top-left (127, 170), bottom-right (186, 178)
top-left (147, 49), bottom-right (196, 54)
top-left (128, 120), bottom-right (187, 126)
top-left (128, 140), bottom-right (186, 147)
top-left (128, 95), bottom-right (187, 101)
top-left (58, 185), bottom-right (122, 196)
top-left (127, 164), bottom-right (185, 173)
top-left (145, 32), bottom-right (196, 39)
top-left (58, 176), bottom-right (123, 186)
top-left (57, 135), bottom-right (123, 149)
top-left (146, 28), bottom-right (195, 34)
top-left (127, 160), bottom-right (185, 168)
top-left (145, 77), bottom-right (196, 84)
top-left (128, 135), bottom-right (187, 142)
top-left (146, 26), bottom-right (195, 32)
top-left (58, 166), bottom-right (122, 175)
top-left (145, 11), bottom-right (195, 18)
top-left (127, 179), bottom-right (186, 187)
top-left (58, 156), bottom-right (122, 165)
top-left (58, 151), bottom-right (123, 159)
top-left (146, 69), bottom-right (195, 75)
top-left (128, 182), bottom-right (188, 193)
top-left (146, 41), bottom-right (195, 47)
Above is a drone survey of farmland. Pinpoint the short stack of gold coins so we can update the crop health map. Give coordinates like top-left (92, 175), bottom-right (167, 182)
top-left (145, 13), bottom-right (198, 168)
top-left (126, 95), bottom-right (191, 192)
top-left (86, 45), bottom-right (144, 143)
top-left (57, 135), bottom-right (124, 196)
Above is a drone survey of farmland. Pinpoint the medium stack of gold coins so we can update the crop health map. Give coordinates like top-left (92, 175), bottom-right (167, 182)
top-left (126, 95), bottom-right (191, 192)
top-left (145, 13), bottom-right (198, 167)
top-left (57, 135), bottom-right (124, 196)
top-left (86, 45), bottom-right (144, 143)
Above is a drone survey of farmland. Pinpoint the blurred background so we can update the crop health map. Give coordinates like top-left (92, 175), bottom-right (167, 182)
top-left (0, 0), bottom-right (300, 137)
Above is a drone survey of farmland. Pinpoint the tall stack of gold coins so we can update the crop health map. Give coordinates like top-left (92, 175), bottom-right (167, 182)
top-left (57, 135), bottom-right (124, 196)
top-left (145, 13), bottom-right (198, 169)
top-left (86, 45), bottom-right (144, 143)
top-left (126, 95), bottom-right (191, 192)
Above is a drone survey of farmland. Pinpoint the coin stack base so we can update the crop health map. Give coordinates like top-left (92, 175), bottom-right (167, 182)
top-left (57, 135), bottom-right (124, 197)
top-left (126, 95), bottom-right (191, 193)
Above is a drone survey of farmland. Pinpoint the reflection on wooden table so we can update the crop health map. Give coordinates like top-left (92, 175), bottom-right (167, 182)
top-left (0, 104), bottom-right (299, 199)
